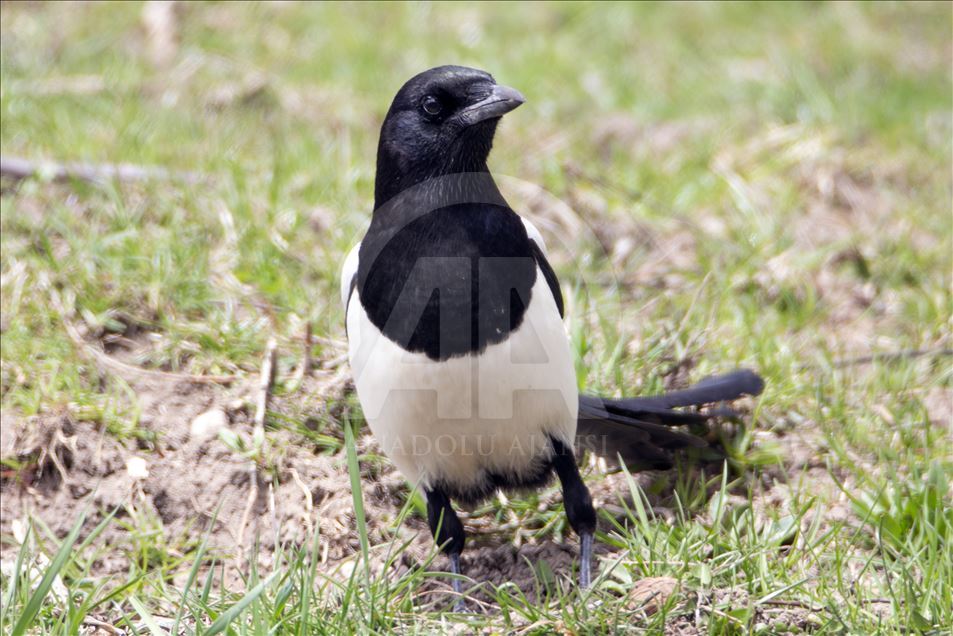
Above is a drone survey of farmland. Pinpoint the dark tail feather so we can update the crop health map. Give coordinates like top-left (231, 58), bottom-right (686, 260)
top-left (576, 369), bottom-right (764, 470)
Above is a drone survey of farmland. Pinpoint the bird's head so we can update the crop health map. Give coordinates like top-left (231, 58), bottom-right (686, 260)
top-left (374, 65), bottom-right (525, 207)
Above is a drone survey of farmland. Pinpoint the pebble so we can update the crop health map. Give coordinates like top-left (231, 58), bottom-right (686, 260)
top-left (190, 407), bottom-right (229, 441)
top-left (125, 456), bottom-right (149, 480)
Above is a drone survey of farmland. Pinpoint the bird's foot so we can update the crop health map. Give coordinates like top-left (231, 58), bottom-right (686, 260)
top-left (449, 553), bottom-right (467, 612)
top-left (579, 532), bottom-right (593, 589)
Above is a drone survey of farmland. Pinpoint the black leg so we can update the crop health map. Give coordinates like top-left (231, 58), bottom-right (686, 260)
top-left (426, 488), bottom-right (467, 611)
top-left (550, 437), bottom-right (597, 588)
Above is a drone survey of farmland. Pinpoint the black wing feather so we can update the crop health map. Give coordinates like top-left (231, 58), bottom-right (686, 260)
top-left (577, 369), bottom-right (764, 469)
top-left (529, 240), bottom-right (563, 317)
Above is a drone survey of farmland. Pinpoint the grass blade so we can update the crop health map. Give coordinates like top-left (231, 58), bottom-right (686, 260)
top-left (173, 504), bottom-right (222, 634)
top-left (205, 570), bottom-right (279, 636)
top-left (1, 523), bottom-right (30, 627)
top-left (343, 414), bottom-right (370, 581)
top-left (11, 510), bottom-right (86, 636)
top-left (297, 523), bottom-right (321, 636)
top-left (128, 596), bottom-right (165, 636)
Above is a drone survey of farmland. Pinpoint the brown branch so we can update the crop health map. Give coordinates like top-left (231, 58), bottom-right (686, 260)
top-left (80, 616), bottom-right (124, 635)
top-left (759, 599), bottom-right (825, 612)
top-left (236, 338), bottom-right (277, 555)
top-left (563, 160), bottom-right (642, 201)
top-left (1, 155), bottom-right (202, 185)
top-left (7, 75), bottom-right (106, 96)
top-left (286, 322), bottom-right (313, 393)
top-left (797, 347), bottom-right (953, 371)
top-left (74, 340), bottom-right (236, 386)
top-left (301, 322), bottom-right (313, 377)
top-left (307, 333), bottom-right (348, 355)
top-left (42, 278), bottom-right (236, 386)
top-left (254, 337), bottom-right (278, 433)
top-left (289, 467), bottom-right (314, 534)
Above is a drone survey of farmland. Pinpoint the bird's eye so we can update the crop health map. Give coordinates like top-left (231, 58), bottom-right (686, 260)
top-left (420, 95), bottom-right (443, 116)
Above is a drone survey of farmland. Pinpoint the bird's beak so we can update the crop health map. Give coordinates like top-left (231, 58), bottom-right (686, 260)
top-left (458, 84), bottom-right (526, 126)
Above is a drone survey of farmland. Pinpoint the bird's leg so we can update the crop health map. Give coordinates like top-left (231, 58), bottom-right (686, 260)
top-left (579, 531), bottom-right (593, 589)
top-left (425, 488), bottom-right (467, 611)
top-left (550, 438), bottom-right (597, 589)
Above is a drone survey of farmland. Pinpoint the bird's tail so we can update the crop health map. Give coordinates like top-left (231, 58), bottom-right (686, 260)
top-left (576, 369), bottom-right (765, 470)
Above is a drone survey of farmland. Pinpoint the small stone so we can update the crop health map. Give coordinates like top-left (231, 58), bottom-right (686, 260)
top-left (126, 456), bottom-right (149, 480)
top-left (191, 408), bottom-right (228, 441)
top-left (11, 518), bottom-right (27, 544)
top-left (625, 576), bottom-right (678, 615)
top-left (336, 559), bottom-right (357, 582)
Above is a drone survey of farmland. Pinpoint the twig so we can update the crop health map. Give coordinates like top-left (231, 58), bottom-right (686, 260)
top-left (254, 337), bottom-right (278, 432)
top-left (286, 322), bottom-right (313, 393)
top-left (412, 586), bottom-right (496, 613)
top-left (0, 155), bottom-right (202, 185)
top-left (235, 468), bottom-right (259, 561)
top-left (695, 590), bottom-right (705, 629)
top-left (73, 338), bottom-right (235, 385)
top-left (268, 481), bottom-right (278, 566)
top-left (563, 160), bottom-right (642, 201)
top-left (142, 0), bottom-right (179, 67)
top-left (5, 75), bottom-right (106, 96)
top-left (301, 322), bottom-right (313, 376)
top-left (759, 599), bottom-right (825, 612)
top-left (81, 616), bottom-right (126, 635)
top-left (307, 333), bottom-right (347, 351)
top-left (236, 338), bottom-right (277, 554)
top-left (797, 347), bottom-right (953, 371)
top-left (43, 280), bottom-right (236, 386)
top-left (322, 352), bottom-right (349, 370)
top-left (289, 467), bottom-right (314, 534)
top-left (320, 363), bottom-right (353, 401)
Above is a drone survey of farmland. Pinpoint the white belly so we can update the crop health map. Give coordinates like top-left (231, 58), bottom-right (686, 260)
top-left (346, 272), bottom-right (578, 493)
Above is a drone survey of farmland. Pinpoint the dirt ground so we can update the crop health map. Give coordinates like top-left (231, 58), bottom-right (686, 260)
top-left (1, 182), bottom-right (950, 622)
top-left (0, 336), bottom-right (688, 597)
top-left (0, 337), bottom-right (897, 627)
top-left (0, 155), bottom-right (949, 622)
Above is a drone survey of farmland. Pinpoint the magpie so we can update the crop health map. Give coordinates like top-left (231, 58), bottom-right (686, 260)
top-left (341, 65), bottom-right (764, 606)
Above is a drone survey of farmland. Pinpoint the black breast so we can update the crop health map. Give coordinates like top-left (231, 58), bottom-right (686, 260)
top-left (357, 204), bottom-right (537, 361)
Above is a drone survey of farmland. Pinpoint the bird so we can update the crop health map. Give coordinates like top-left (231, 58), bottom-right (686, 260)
top-left (340, 65), bottom-right (764, 608)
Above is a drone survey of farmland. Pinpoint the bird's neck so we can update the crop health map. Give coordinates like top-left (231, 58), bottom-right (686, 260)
top-left (373, 162), bottom-right (506, 217)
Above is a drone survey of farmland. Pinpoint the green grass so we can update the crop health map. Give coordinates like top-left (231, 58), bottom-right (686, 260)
top-left (1, 1), bottom-right (951, 634)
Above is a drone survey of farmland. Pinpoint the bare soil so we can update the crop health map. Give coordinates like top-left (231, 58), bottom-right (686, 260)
top-left (0, 346), bottom-right (614, 607)
top-left (0, 345), bottom-right (832, 625)
top-left (2, 152), bottom-right (945, 622)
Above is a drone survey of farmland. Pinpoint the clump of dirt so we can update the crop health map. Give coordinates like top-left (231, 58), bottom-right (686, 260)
top-left (0, 366), bottom-right (383, 579)
top-left (662, 587), bottom-right (825, 635)
top-left (1, 410), bottom-right (136, 543)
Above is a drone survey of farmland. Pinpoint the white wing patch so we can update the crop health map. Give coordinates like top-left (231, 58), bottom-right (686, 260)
top-left (521, 216), bottom-right (548, 255)
top-left (340, 242), bottom-right (361, 311)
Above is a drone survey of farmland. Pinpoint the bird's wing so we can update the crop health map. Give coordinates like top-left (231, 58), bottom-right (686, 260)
top-left (520, 215), bottom-right (548, 254)
top-left (521, 217), bottom-right (564, 318)
top-left (340, 242), bottom-right (361, 312)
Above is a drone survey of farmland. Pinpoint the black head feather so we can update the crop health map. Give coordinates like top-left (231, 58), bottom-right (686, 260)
top-left (374, 65), bottom-right (524, 208)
